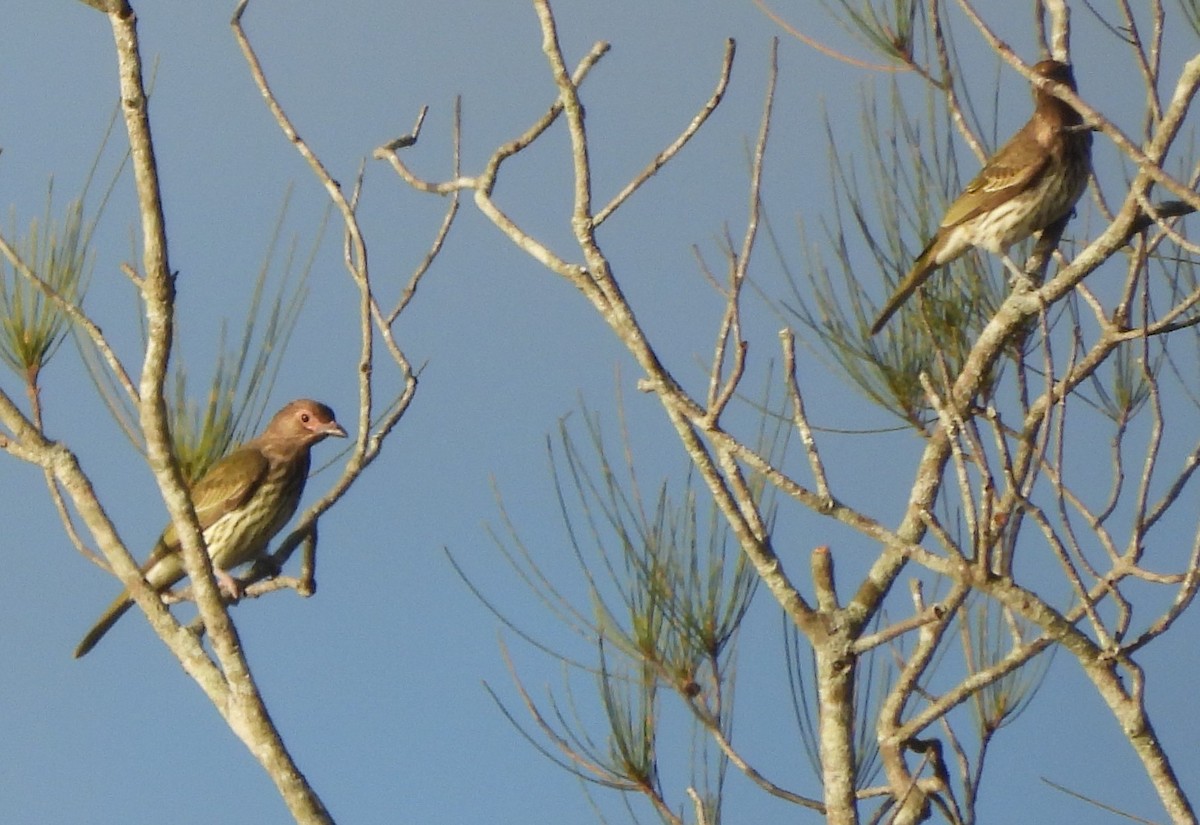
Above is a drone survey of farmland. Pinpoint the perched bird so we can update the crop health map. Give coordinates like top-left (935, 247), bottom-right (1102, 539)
top-left (74, 399), bottom-right (346, 658)
top-left (870, 59), bottom-right (1092, 335)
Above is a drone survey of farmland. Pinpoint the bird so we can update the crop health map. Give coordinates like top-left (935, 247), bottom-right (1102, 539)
top-left (869, 59), bottom-right (1092, 335)
top-left (74, 399), bottom-right (347, 658)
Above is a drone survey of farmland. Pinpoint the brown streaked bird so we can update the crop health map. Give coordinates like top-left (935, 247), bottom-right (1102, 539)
top-left (870, 59), bottom-right (1092, 335)
top-left (74, 399), bottom-right (346, 658)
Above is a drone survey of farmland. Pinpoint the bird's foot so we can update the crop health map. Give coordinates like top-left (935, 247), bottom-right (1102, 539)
top-left (1001, 255), bottom-right (1035, 291)
top-left (215, 568), bottom-right (244, 602)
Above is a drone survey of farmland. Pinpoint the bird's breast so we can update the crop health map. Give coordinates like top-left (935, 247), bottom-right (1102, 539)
top-left (202, 470), bottom-right (305, 570)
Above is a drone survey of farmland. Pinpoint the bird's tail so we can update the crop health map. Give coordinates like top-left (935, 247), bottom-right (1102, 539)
top-left (869, 241), bottom-right (940, 335)
top-left (74, 593), bottom-right (134, 658)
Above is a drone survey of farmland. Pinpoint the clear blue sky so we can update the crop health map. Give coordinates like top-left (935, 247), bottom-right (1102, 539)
top-left (1, 2), bottom-right (1196, 823)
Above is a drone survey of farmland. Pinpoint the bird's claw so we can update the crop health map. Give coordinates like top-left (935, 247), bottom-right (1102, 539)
top-left (215, 568), bottom-right (244, 602)
top-left (1000, 255), bottom-right (1035, 291)
top-left (1009, 272), bottom-right (1036, 292)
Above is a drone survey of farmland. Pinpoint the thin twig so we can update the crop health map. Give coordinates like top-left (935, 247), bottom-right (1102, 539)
top-left (595, 39), bottom-right (735, 226)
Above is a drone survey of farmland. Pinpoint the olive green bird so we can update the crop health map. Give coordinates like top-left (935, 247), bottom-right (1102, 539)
top-left (870, 59), bottom-right (1092, 335)
top-left (74, 399), bottom-right (346, 658)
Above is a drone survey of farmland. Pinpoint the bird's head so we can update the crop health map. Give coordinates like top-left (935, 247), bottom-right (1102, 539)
top-left (1032, 60), bottom-right (1076, 88)
top-left (1030, 59), bottom-right (1078, 102)
top-left (1029, 59), bottom-right (1085, 130)
top-left (267, 399), bottom-right (348, 445)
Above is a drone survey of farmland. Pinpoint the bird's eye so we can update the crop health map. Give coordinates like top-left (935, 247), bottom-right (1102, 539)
top-left (301, 413), bottom-right (311, 423)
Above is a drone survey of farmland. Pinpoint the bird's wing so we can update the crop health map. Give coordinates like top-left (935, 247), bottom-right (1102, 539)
top-left (940, 125), bottom-right (1051, 229)
top-left (156, 446), bottom-right (270, 553)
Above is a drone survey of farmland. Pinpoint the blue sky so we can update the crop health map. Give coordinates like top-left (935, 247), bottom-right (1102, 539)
top-left (2, 2), bottom-right (1198, 823)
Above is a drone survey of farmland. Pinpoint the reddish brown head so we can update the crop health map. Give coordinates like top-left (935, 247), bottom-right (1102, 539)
top-left (1032, 60), bottom-right (1076, 87)
top-left (263, 399), bottom-right (347, 447)
top-left (1030, 60), bottom-right (1080, 116)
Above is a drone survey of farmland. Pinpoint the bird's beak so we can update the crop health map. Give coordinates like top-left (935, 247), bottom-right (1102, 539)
top-left (323, 421), bottom-right (348, 439)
